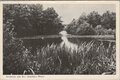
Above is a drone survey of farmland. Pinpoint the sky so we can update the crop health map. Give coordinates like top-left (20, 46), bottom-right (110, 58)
top-left (43, 4), bottom-right (115, 24)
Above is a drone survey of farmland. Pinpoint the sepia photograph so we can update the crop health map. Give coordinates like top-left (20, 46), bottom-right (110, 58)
top-left (0, 1), bottom-right (120, 80)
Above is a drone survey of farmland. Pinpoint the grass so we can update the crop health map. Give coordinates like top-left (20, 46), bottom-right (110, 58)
top-left (23, 41), bottom-right (116, 74)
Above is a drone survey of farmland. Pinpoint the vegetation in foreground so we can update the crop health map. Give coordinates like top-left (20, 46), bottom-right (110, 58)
top-left (24, 41), bottom-right (115, 74)
top-left (4, 38), bottom-right (116, 74)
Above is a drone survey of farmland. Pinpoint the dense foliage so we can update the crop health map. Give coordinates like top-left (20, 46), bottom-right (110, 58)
top-left (3, 4), bottom-right (63, 37)
top-left (66, 11), bottom-right (116, 35)
top-left (3, 19), bottom-right (26, 74)
top-left (3, 4), bottom-right (63, 74)
top-left (18, 42), bottom-right (116, 74)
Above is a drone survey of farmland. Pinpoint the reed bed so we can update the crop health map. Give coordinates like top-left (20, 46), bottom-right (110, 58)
top-left (24, 41), bottom-right (116, 74)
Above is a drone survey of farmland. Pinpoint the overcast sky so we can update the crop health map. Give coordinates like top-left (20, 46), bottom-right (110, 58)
top-left (43, 4), bottom-right (115, 24)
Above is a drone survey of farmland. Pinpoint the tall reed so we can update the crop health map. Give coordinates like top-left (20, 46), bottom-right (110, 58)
top-left (24, 41), bottom-right (116, 74)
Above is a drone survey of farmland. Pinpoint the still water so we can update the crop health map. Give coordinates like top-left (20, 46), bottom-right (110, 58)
top-left (23, 36), bottom-right (115, 49)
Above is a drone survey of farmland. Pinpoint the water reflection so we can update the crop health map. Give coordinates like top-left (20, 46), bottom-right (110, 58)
top-left (59, 31), bottom-right (78, 50)
top-left (22, 31), bottom-right (115, 51)
top-left (23, 37), bottom-right (62, 48)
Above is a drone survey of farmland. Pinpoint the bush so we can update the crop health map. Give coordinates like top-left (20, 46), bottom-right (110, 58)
top-left (3, 19), bottom-right (26, 74)
top-left (95, 25), bottom-right (107, 35)
top-left (95, 25), bottom-right (115, 35)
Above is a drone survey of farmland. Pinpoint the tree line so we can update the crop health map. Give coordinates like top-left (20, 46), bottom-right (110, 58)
top-left (3, 4), bottom-right (63, 37)
top-left (4, 4), bottom-right (116, 37)
top-left (66, 11), bottom-right (116, 35)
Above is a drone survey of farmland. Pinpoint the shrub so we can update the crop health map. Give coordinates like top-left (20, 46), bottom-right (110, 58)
top-left (95, 25), bottom-right (115, 35)
top-left (3, 20), bottom-right (26, 74)
top-left (95, 25), bottom-right (107, 35)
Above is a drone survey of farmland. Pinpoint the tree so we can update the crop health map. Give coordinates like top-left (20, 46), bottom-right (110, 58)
top-left (66, 13), bottom-right (96, 35)
top-left (3, 4), bottom-right (43, 37)
top-left (77, 12), bottom-right (88, 25)
top-left (3, 4), bottom-right (63, 37)
top-left (76, 22), bottom-right (96, 35)
top-left (66, 19), bottom-right (77, 34)
top-left (101, 11), bottom-right (116, 29)
top-left (66, 19), bottom-right (96, 35)
top-left (40, 7), bottom-right (63, 35)
top-left (66, 13), bottom-right (88, 35)
top-left (87, 11), bottom-right (101, 28)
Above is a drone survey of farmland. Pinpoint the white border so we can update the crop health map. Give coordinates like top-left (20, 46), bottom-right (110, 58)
top-left (0, 1), bottom-right (120, 80)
